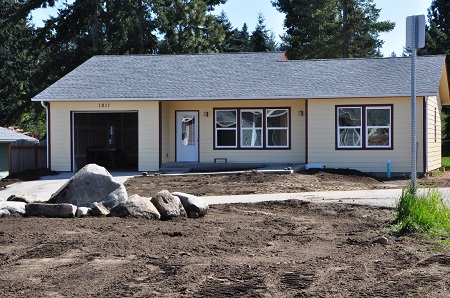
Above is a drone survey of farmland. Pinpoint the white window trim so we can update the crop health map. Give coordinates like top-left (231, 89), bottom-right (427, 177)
top-left (240, 109), bottom-right (263, 148)
top-left (215, 109), bottom-right (237, 148)
top-left (266, 109), bottom-right (289, 148)
top-left (366, 106), bottom-right (391, 148)
top-left (337, 107), bottom-right (362, 149)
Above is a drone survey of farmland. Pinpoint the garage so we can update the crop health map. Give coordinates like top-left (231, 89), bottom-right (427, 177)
top-left (72, 112), bottom-right (138, 171)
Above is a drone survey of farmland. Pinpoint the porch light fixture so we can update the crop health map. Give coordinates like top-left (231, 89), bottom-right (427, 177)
top-left (298, 111), bottom-right (304, 117)
top-left (203, 112), bottom-right (209, 117)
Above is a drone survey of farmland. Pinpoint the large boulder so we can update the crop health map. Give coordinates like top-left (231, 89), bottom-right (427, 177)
top-left (47, 164), bottom-right (127, 208)
top-left (109, 194), bottom-right (160, 220)
top-left (172, 192), bottom-right (209, 218)
top-left (0, 201), bottom-right (26, 217)
top-left (151, 190), bottom-right (186, 220)
top-left (25, 203), bottom-right (77, 218)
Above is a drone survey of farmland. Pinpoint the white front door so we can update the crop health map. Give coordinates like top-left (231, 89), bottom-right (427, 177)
top-left (176, 111), bottom-right (199, 162)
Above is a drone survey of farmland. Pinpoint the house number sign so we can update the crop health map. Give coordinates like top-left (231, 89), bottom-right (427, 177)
top-left (98, 103), bottom-right (111, 108)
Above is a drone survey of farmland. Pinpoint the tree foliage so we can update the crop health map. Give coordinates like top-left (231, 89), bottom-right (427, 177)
top-left (272, 0), bottom-right (394, 59)
top-left (249, 13), bottom-right (277, 52)
top-left (419, 0), bottom-right (450, 139)
top-left (0, 0), bottom-right (43, 131)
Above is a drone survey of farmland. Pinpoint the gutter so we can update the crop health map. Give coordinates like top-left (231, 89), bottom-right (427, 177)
top-left (30, 93), bottom-right (439, 102)
top-left (40, 101), bottom-right (49, 169)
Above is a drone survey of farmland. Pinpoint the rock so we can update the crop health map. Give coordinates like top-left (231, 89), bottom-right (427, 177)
top-left (0, 201), bottom-right (26, 216)
top-left (109, 194), bottom-right (160, 220)
top-left (47, 164), bottom-right (128, 208)
top-left (76, 207), bottom-right (91, 217)
top-left (90, 202), bottom-right (110, 216)
top-left (375, 236), bottom-right (390, 245)
top-left (151, 190), bottom-right (186, 220)
top-left (172, 192), bottom-right (209, 218)
top-left (0, 209), bottom-right (10, 217)
top-left (25, 203), bottom-right (77, 218)
top-left (7, 193), bottom-right (46, 203)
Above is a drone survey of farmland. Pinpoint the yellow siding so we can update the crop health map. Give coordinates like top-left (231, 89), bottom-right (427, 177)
top-left (164, 100), bottom-right (306, 163)
top-left (160, 102), bottom-right (171, 164)
top-left (49, 101), bottom-right (159, 172)
top-left (308, 97), bottom-right (424, 174)
top-left (426, 96), bottom-right (442, 172)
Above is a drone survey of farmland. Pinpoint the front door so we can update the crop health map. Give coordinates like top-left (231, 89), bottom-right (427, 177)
top-left (176, 111), bottom-right (199, 162)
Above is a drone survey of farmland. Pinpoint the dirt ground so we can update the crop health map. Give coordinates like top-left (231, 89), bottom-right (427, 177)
top-left (1, 169), bottom-right (450, 297)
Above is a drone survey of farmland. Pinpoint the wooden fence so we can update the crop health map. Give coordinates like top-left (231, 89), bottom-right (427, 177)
top-left (9, 139), bottom-right (47, 174)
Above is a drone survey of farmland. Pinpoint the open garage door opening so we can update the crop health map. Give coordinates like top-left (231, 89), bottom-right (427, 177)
top-left (73, 112), bottom-right (138, 171)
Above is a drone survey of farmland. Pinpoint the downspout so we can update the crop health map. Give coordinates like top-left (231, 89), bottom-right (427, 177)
top-left (40, 101), bottom-right (49, 169)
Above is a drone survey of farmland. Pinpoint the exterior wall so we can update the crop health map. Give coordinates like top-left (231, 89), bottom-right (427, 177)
top-left (0, 143), bottom-right (9, 177)
top-left (49, 101), bottom-right (159, 172)
top-left (308, 97), bottom-right (424, 175)
top-left (426, 95), bottom-right (442, 172)
top-left (163, 99), bottom-right (306, 164)
top-left (160, 102), bottom-right (171, 164)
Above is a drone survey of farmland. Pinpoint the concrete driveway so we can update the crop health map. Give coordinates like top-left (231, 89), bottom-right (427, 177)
top-left (2, 172), bottom-right (450, 208)
top-left (0, 172), bottom-right (140, 201)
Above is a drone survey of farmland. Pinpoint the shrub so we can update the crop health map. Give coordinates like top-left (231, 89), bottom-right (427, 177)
top-left (394, 187), bottom-right (450, 237)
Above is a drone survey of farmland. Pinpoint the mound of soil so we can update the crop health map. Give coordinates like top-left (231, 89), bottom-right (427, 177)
top-left (125, 169), bottom-right (397, 197)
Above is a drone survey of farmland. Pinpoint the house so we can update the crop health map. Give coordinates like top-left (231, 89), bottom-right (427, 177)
top-left (0, 127), bottom-right (39, 177)
top-left (31, 52), bottom-right (450, 176)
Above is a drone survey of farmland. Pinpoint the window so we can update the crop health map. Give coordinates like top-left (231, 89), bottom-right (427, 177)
top-left (267, 109), bottom-right (289, 148)
top-left (241, 110), bottom-right (263, 148)
top-left (366, 107), bottom-right (391, 148)
top-left (215, 108), bottom-right (290, 149)
top-left (338, 107), bottom-right (362, 148)
top-left (337, 105), bottom-right (392, 149)
top-left (215, 110), bottom-right (237, 148)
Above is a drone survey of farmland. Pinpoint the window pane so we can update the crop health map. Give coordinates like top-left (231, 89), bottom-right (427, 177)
top-left (268, 129), bottom-right (288, 146)
top-left (216, 110), bottom-right (236, 128)
top-left (241, 129), bottom-right (262, 147)
top-left (367, 108), bottom-right (390, 126)
top-left (339, 108), bottom-right (361, 126)
top-left (339, 128), bottom-right (361, 147)
top-left (241, 111), bottom-right (262, 128)
top-left (181, 116), bottom-right (195, 146)
top-left (267, 109), bottom-right (288, 127)
top-left (367, 128), bottom-right (390, 146)
top-left (217, 130), bottom-right (236, 147)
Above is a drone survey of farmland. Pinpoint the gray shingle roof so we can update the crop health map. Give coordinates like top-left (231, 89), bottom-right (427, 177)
top-left (0, 127), bottom-right (39, 143)
top-left (32, 52), bottom-right (447, 101)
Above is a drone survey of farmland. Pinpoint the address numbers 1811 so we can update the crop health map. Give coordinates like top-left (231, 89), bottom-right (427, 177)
top-left (99, 103), bottom-right (110, 108)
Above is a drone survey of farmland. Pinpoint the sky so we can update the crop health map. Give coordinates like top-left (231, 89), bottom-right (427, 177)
top-left (31, 0), bottom-right (433, 57)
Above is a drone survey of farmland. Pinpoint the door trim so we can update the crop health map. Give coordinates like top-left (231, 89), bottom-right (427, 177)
top-left (175, 110), bottom-right (199, 162)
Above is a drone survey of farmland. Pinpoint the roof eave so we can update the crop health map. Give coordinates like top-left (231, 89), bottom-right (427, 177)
top-left (31, 93), bottom-right (438, 102)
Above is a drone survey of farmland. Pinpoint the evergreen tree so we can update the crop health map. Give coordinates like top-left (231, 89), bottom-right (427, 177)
top-left (249, 13), bottom-right (277, 52)
top-left (420, 0), bottom-right (450, 139)
top-left (156, 0), bottom-right (226, 54)
top-left (420, 0), bottom-right (450, 56)
top-left (272, 0), bottom-right (394, 59)
top-left (238, 23), bottom-right (251, 51)
top-left (0, 0), bottom-right (43, 130)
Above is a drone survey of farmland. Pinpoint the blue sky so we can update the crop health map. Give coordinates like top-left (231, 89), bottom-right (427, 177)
top-left (31, 0), bottom-right (432, 57)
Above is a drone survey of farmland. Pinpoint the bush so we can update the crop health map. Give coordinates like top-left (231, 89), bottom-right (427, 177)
top-left (394, 187), bottom-right (450, 237)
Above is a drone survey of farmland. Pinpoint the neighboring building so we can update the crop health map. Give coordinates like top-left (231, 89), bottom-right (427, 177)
top-left (31, 53), bottom-right (450, 176)
top-left (0, 127), bottom-right (39, 177)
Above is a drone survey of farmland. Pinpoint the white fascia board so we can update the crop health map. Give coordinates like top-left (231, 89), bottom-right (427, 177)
top-left (31, 92), bottom-right (438, 102)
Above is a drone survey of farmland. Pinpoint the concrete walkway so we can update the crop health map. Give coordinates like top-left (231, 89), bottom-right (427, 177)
top-left (2, 172), bottom-right (450, 208)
